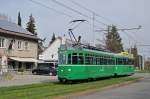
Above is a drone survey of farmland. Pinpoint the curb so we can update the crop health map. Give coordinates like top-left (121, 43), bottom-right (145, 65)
top-left (54, 77), bottom-right (144, 99)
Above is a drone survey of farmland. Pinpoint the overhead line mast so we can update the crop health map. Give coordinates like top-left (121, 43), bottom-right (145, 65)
top-left (95, 25), bottom-right (142, 32)
top-left (96, 25), bottom-right (142, 44)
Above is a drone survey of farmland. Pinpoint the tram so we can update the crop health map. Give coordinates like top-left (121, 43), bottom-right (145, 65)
top-left (58, 47), bottom-right (135, 82)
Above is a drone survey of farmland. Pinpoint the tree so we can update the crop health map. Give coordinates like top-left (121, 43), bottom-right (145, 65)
top-left (129, 45), bottom-right (139, 68)
top-left (105, 25), bottom-right (124, 53)
top-left (26, 14), bottom-right (37, 35)
top-left (49, 33), bottom-right (56, 45)
top-left (17, 12), bottom-right (22, 26)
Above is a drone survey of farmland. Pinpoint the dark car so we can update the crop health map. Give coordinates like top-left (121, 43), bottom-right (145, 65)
top-left (32, 62), bottom-right (57, 76)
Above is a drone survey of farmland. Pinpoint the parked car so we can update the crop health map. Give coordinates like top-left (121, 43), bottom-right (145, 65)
top-left (32, 62), bottom-right (58, 76)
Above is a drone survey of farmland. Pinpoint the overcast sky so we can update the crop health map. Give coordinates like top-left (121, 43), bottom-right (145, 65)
top-left (0, 0), bottom-right (150, 57)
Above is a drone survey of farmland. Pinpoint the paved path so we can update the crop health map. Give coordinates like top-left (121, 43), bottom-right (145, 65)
top-left (0, 75), bottom-right (58, 87)
top-left (72, 73), bottom-right (150, 99)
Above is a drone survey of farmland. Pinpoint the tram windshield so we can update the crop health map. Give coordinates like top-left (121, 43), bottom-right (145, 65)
top-left (59, 52), bottom-right (66, 64)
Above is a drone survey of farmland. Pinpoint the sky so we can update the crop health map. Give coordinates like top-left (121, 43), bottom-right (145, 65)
top-left (0, 0), bottom-right (150, 57)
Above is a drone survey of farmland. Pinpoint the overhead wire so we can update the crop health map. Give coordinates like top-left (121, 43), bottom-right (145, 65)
top-left (67, 0), bottom-right (138, 43)
top-left (68, 0), bottom-right (114, 24)
top-left (29, 0), bottom-right (138, 48)
top-left (50, 0), bottom-right (108, 26)
top-left (29, 0), bottom-right (105, 30)
top-left (29, 0), bottom-right (74, 18)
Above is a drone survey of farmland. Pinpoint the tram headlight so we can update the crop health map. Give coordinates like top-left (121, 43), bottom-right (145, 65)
top-left (68, 68), bottom-right (71, 72)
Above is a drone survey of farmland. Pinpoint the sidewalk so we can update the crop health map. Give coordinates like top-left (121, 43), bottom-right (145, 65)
top-left (0, 74), bottom-right (58, 87)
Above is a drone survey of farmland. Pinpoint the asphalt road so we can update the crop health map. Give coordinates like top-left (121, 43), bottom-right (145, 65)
top-left (72, 73), bottom-right (150, 99)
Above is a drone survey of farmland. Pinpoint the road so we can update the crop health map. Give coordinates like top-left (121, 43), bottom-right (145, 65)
top-left (0, 75), bottom-right (58, 87)
top-left (72, 73), bottom-right (150, 99)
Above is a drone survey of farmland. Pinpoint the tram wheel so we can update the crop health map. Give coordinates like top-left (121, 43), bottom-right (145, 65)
top-left (59, 78), bottom-right (67, 83)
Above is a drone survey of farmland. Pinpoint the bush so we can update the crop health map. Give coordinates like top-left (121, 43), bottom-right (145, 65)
top-left (18, 66), bottom-right (25, 72)
top-left (3, 72), bottom-right (14, 80)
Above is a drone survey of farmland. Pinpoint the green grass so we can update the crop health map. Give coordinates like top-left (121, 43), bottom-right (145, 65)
top-left (0, 77), bottom-right (138, 99)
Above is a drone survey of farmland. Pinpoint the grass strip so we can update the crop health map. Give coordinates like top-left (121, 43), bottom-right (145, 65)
top-left (0, 77), bottom-right (139, 99)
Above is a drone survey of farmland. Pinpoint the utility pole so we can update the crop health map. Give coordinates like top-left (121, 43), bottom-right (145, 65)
top-left (93, 12), bottom-right (95, 46)
top-left (142, 55), bottom-right (145, 70)
top-left (137, 44), bottom-right (150, 70)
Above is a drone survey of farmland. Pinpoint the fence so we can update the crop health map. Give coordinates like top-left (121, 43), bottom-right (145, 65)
top-left (0, 66), bottom-right (32, 76)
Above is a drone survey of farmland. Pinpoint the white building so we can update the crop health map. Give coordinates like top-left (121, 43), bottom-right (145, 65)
top-left (39, 36), bottom-right (69, 62)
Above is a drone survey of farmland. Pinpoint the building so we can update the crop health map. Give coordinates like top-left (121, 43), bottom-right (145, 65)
top-left (39, 36), bottom-right (70, 62)
top-left (128, 46), bottom-right (144, 69)
top-left (0, 20), bottom-right (38, 73)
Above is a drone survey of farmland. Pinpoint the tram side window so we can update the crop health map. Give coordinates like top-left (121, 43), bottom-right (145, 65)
top-left (122, 59), bottom-right (126, 65)
top-left (96, 57), bottom-right (100, 65)
top-left (78, 53), bottom-right (84, 64)
top-left (120, 58), bottom-right (123, 65)
top-left (111, 58), bottom-right (115, 65)
top-left (93, 55), bottom-right (96, 65)
top-left (85, 54), bottom-right (89, 64)
top-left (68, 54), bottom-right (71, 64)
top-left (103, 56), bottom-right (107, 65)
top-left (117, 58), bottom-right (123, 65)
top-left (85, 54), bottom-right (93, 65)
top-left (72, 53), bottom-right (78, 64)
top-left (113, 59), bottom-right (115, 65)
top-left (107, 57), bottom-right (112, 65)
top-left (109, 58), bottom-right (114, 65)
top-left (90, 54), bottom-right (94, 65)
top-left (100, 57), bottom-right (103, 65)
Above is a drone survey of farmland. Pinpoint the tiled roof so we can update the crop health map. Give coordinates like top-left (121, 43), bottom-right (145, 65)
top-left (0, 20), bottom-right (34, 36)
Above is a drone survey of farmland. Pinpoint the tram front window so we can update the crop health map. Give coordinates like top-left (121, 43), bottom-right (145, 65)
top-left (59, 52), bottom-right (66, 64)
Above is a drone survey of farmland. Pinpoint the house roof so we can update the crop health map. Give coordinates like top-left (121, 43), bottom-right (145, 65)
top-left (0, 20), bottom-right (38, 40)
top-left (0, 20), bottom-right (33, 35)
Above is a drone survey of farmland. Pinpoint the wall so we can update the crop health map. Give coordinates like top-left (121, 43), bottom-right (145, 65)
top-left (0, 35), bottom-right (38, 59)
top-left (39, 38), bottom-right (62, 61)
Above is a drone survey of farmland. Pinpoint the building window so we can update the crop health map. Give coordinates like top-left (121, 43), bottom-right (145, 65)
top-left (8, 39), bottom-right (15, 50)
top-left (18, 41), bottom-right (22, 49)
top-left (0, 38), bottom-right (5, 48)
top-left (24, 42), bottom-right (28, 50)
